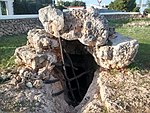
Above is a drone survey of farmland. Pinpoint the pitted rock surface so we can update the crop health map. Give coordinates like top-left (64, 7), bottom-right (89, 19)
top-left (74, 69), bottom-right (150, 113)
top-left (27, 29), bottom-right (59, 53)
top-left (39, 6), bottom-right (109, 47)
top-left (92, 33), bottom-right (139, 69)
top-left (39, 6), bottom-right (64, 37)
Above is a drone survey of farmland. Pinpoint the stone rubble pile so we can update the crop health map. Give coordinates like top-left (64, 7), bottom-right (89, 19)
top-left (14, 28), bottom-right (63, 91)
top-left (0, 6), bottom-right (145, 113)
top-left (15, 29), bottom-right (60, 69)
top-left (0, 28), bottom-right (70, 112)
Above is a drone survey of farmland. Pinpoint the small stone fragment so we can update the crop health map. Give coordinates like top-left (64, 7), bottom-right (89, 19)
top-left (10, 78), bottom-right (17, 85)
top-left (16, 75), bottom-right (22, 83)
top-left (33, 80), bottom-right (43, 88)
top-left (26, 82), bottom-right (33, 88)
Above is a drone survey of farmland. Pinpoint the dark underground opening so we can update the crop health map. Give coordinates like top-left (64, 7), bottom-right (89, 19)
top-left (62, 40), bottom-right (98, 107)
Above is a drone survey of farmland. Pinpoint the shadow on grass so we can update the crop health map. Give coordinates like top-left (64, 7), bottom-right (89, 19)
top-left (128, 43), bottom-right (150, 70)
top-left (108, 19), bottom-right (131, 28)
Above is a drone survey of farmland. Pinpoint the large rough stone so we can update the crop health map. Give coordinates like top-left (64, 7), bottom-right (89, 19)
top-left (15, 28), bottom-right (61, 70)
top-left (11, 24), bottom-right (70, 112)
top-left (1, 6), bottom-right (142, 113)
top-left (39, 6), bottom-right (64, 37)
top-left (14, 46), bottom-right (57, 70)
top-left (91, 33), bottom-right (139, 69)
top-left (38, 6), bottom-right (138, 69)
top-left (27, 29), bottom-right (59, 53)
top-left (64, 8), bottom-right (109, 46)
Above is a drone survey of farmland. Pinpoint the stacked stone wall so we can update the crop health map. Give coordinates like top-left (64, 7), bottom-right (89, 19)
top-left (0, 18), bottom-right (43, 37)
top-left (104, 14), bottom-right (140, 20)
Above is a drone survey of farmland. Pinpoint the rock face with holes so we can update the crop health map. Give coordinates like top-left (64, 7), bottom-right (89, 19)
top-left (92, 33), bottom-right (139, 69)
top-left (15, 29), bottom-right (61, 70)
top-left (98, 70), bottom-right (150, 113)
top-left (39, 6), bottom-right (64, 37)
top-left (39, 6), bottom-right (109, 47)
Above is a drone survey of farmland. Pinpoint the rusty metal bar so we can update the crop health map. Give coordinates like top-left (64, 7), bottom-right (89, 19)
top-left (52, 90), bottom-right (64, 97)
top-left (69, 70), bottom-right (91, 81)
top-left (43, 79), bottom-right (60, 84)
top-left (58, 36), bottom-right (76, 102)
top-left (63, 49), bottom-right (82, 99)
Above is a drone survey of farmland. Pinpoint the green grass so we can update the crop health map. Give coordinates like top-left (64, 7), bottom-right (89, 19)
top-left (0, 35), bottom-right (27, 69)
top-left (108, 19), bottom-right (150, 70)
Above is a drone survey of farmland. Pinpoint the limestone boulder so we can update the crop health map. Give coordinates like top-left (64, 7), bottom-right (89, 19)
top-left (0, 5), bottom-right (142, 113)
top-left (39, 6), bottom-right (64, 37)
top-left (27, 29), bottom-right (59, 53)
top-left (92, 33), bottom-right (139, 69)
top-left (38, 6), bottom-right (138, 69)
top-left (79, 11), bottom-right (109, 46)
top-left (14, 46), bottom-right (57, 70)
